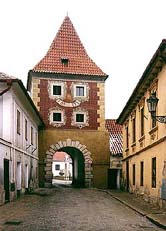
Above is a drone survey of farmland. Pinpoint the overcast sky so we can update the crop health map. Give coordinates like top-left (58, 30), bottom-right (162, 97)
top-left (0, 0), bottom-right (166, 118)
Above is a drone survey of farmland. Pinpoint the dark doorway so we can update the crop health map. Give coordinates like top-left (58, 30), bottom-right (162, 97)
top-left (126, 161), bottom-right (129, 191)
top-left (4, 159), bottom-right (10, 202)
top-left (108, 169), bottom-right (117, 189)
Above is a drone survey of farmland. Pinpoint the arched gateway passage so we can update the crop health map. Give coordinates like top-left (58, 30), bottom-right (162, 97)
top-left (44, 139), bottom-right (93, 187)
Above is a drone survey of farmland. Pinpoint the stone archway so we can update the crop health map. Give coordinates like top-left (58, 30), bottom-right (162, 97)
top-left (44, 138), bottom-right (93, 187)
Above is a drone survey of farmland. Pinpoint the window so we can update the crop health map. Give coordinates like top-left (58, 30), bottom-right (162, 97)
top-left (152, 111), bottom-right (157, 128)
top-left (126, 126), bottom-right (129, 149)
top-left (25, 119), bottom-right (27, 140)
top-left (55, 164), bottom-right (60, 170)
top-left (61, 58), bottom-right (69, 67)
top-left (17, 110), bottom-right (21, 134)
top-left (152, 157), bottom-right (156, 188)
top-left (132, 117), bottom-right (136, 143)
top-left (53, 85), bottom-right (61, 96)
top-left (53, 112), bottom-right (62, 122)
top-left (140, 161), bottom-right (144, 186)
top-left (49, 108), bottom-right (66, 127)
top-left (133, 164), bottom-right (135, 185)
top-left (76, 113), bottom-right (84, 123)
top-left (151, 92), bottom-right (157, 128)
top-left (140, 107), bottom-right (144, 137)
top-left (76, 86), bottom-right (84, 97)
top-left (31, 126), bottom-right (33, 145)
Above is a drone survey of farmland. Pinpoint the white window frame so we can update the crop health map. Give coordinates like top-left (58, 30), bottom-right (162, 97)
top-left (75, 112), bottom-right (85, 124)
top-left (52, 84), bottom-right (63, 97)
top-left (52, 111), bottom-right (63, 123)
top-left (48, 81), bottom-right (66, 100)
top-left (71, 82), bottom-right (89, 102)
top-left (74, 84), bottom-right (86, 98)
top-left (71, 108), bottom-right (89, 128)
top-left (49, 107), bottom-right (66, 127)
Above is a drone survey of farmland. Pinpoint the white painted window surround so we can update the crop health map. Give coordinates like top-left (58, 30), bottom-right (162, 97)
top-left (48, 81), bottom-right (66, 100)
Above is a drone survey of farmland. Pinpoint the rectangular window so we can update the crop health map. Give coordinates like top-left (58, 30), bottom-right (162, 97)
top-left (140, 107), bottom-right (144, 137)
top-left (133, 164), bottom-right (135, 185)
top-left (53, 112), bottom-right (62, 122)
top-left (140, 161), bottom-right (144, 186)
top-left (17, 110), bottom-right (21, 134)
top-left (126, 126), bottom-right (129, 148)
top-left (53, 85), bottom-right (61, 96)
top-left (152, 157), bottom-right (156, 188)
top-left (151, 92), bottom-right (157, 128)
top-left (76, 86), bottom-right (84, 96)
top-left (25, 119), bottom-right (27, 140)
top-left (31, 126), bottom-right (33, 145)
top-left (132, 117), bottom-right (136, 143)
top-left (55, 164), bottom-right (60, 170)
top-left (152, 111), bottom-right (157, 128)
top-left (76, 113), bottom-right (84, 123)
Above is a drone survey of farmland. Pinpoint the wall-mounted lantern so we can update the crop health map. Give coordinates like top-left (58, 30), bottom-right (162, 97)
top-left (147, 92), bottom-right (166, 123)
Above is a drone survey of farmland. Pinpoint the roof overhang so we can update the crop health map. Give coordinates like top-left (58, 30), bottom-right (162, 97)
top-left (0, 78), bottom-right (45, 128)
top-left (117, 39), bottom-right (166, 125)
top-left (27, 70), bottom-right (108, 91)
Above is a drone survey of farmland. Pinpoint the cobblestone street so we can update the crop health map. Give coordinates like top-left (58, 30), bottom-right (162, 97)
top-left (0, 187), bottom-right (163, 231)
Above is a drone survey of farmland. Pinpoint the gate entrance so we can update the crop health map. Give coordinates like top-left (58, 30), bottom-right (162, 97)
top-left (44, 139), bottom-right (93, 188)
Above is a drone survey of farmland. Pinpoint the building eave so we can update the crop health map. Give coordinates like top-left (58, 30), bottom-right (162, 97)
top-left (117, 39), bottom-right (166, 125)
top-left (1, 78), bottom-right (45, 128)
top-left (27, 70), bottom-right (108, 91)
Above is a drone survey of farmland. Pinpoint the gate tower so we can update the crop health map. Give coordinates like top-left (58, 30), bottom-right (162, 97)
top-left (27, 16), bottom-right (110, 188)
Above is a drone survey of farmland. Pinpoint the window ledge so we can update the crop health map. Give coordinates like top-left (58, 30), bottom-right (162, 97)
top-left (149, 126), bottom-right (158, 135)
top-left (131, 142), bottom-right (136, 147)
top-left (139, 135), bottom-right (145, 142)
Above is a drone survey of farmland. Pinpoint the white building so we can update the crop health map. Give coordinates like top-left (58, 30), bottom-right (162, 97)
top-left (0, 72), bottom-right (44, 205)
top-left (52, 152), bottom-right (72, 180)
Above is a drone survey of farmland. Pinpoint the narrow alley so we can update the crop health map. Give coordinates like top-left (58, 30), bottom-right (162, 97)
top-left (0, 187), bottom-right (163, 231)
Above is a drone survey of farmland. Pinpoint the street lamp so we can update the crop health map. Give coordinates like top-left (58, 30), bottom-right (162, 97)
top-left (147, 92), bottom-right (166, 123)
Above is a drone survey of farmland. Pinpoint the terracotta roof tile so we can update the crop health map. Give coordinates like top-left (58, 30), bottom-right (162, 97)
top-left (105, 119), bottom-right (123, 155)
top-left (53, 152), bottom-right (70, 162)
top-left (33, 16), bottom-right (107, 77)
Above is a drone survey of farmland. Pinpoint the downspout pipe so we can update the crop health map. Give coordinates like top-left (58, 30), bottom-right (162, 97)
top-left (0, 79), bottom-right (12, 96)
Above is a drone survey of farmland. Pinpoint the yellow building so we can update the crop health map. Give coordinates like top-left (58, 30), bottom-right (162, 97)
top-left (117, 40), bottom-right (166, 208)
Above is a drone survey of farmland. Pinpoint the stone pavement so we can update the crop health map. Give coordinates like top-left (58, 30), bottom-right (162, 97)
top-left (0, 187), bottom-right (164, 231)
top-left (105, 190), bottom-right (166, 230)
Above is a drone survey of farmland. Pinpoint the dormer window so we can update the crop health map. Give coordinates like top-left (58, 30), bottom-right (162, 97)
top-left (61, 57), bottom-right (69, 67)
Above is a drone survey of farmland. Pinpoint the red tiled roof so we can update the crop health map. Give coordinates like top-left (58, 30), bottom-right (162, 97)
top-left (53, 152), bottom-right (69, 161)
top-left (105, 119), bottom-right (123, 155)
top-left (32, 16), bottom-right (107, 77)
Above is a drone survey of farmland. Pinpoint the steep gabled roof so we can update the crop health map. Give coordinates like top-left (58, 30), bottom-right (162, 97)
top-left (105, 119), bottom-right (123, 156)
top-left (32, 16), bottom-right (107, 77)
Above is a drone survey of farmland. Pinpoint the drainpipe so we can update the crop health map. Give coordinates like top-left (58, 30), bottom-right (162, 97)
top-left (0, 79), bottom-right (12, 96)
